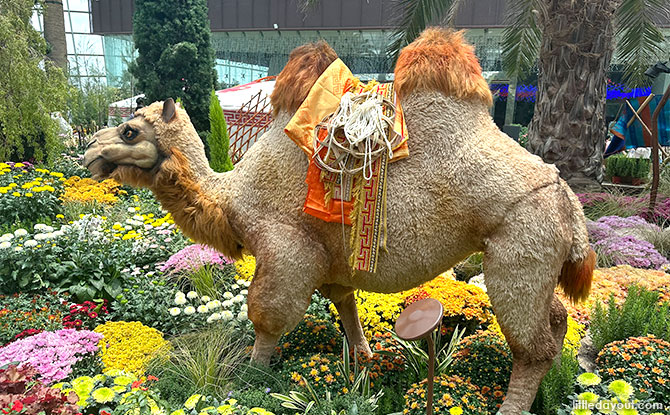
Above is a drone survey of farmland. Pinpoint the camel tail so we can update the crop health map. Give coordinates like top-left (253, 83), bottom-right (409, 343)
top-left (558, 180), bottom-right (595, 303)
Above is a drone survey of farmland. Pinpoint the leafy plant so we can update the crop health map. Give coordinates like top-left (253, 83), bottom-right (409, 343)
top-left (277, 315), bottom-right (342, 362)
top-left (0, 291), bottom-right (68, 345)
top-left (0, 364), bottom-right (79, 415)
top-left (590, 285), bottom-right (670, 351)
top-left (531, 349), bottom-right (580, 415)
top-left (596, 336), bottom-right (670, 405)
top-left (403, 374), bottom-right (488, 415)
top-left (208, 90), bottom-right (234, 172)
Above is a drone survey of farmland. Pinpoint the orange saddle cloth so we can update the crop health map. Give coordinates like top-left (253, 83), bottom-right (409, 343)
top-left (283, 59), bottom-right (409, 272)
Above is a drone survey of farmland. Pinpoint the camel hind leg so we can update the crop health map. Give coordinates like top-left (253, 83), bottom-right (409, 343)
top-left (319, 284), bottom-right (372, 357)
top-left (484, 185), bottom-right (572, 413)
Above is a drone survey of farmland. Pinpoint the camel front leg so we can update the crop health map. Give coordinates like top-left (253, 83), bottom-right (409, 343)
top-left (246, 228), bottom-right (327, 364)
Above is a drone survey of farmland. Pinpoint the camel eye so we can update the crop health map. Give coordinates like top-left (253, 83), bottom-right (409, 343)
top-left (122, 128), bottom-right (138, 141)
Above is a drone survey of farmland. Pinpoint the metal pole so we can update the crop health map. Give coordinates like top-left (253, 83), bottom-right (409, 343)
top-left (648, 84), bottom-right (670, 216)
top-left (426, 334), bottom-right (435, 415)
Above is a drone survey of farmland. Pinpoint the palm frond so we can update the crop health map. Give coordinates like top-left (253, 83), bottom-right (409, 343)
top-left (501, 0), bottom-right (544, 78)
top-left (615, 0), bottom-right (669, 87)
top-left (386, 0), bottom-right (462, 63)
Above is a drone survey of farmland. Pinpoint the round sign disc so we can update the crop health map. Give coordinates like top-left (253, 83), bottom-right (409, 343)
top-left (394, 298), bottom-right (444, 341)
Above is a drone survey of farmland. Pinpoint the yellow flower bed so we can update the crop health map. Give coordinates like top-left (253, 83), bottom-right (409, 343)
top-left (234, 254), bottom-right (256, 280)
top-left (61, 176), bottom-right (125, 204)
top-left (487, 314), bottom-right (585, 354)
top-left (557, 265), bottom-right (670, 323)
top-left (94, 321), bottom-right (168, 376)
top-left (330, 290), bottom-right (408, 340)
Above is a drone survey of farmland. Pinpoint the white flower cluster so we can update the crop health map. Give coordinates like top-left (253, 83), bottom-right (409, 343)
top-left (0, 224), bottom-right (66, 251)
top-left (169, 279), bottom-right (251, 325)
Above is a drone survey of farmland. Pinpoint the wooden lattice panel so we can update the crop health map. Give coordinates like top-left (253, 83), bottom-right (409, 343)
top-left (226, 90), bottom-right (273, 164)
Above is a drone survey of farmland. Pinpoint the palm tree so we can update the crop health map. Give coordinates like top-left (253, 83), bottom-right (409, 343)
top-left (43, 0), bottom-right (68, 72)
top-left (302, 0), bottom-right (669, 191)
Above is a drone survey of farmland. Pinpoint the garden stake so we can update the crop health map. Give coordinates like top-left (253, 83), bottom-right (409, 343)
top-left (395, 298), bottom-right (443, 415)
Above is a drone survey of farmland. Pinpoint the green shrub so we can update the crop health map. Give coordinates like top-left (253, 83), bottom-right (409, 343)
top-left (531, 349), bottom-right (580, 415)
top-left (403, 374), bottom-right (488, 415)
top-left (596, 336), bottom-right (670, 405)
top-left (451, 331), bottom-right (512, 413)
top-left (0, 291), bottom-right (68, 345)
top-left (208, 90), bottom-right (234, 172)
top-left (232, 388), bottom-right (284, 414)
top-left (590, 285), bottom-right (670, 351)
top-left (277, 315), bottom-right (342, 362)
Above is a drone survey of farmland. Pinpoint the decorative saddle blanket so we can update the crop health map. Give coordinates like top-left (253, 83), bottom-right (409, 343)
top-left (284, 59), bottom-right (409, 273)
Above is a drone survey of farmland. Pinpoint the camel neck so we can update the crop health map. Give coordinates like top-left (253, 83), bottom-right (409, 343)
top-left (151, 149), bottom-right (241, 259)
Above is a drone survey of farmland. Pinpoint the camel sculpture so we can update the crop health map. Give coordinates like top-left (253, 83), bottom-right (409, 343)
top-left (84, 28), bottom-right (595, 413)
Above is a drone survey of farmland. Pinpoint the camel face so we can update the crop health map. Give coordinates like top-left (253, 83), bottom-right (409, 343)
top-left (83, 117), bottom-right (161, 181)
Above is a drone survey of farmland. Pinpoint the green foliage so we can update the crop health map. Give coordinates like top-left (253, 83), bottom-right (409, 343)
top-left (130, 0), bottom-right (217, 132)
top-left (208, 91), bottom-right (234, 172)
top-left (451, 331), bottom-right (512, 413)
top-left (590, 285), bottom-right (670, 352)
top-left (146, 328), bottom-right (249, 400)
top-left (277, 315), bottom-right (342, 362)
top-left (0, 0), bottom-right (70, 163)
top-left (596, 336), bottom-right (670, 404)
top-left (531, 349), bottom-right (580, 415)
top-left (232, 388), bottom-right (284, 414)
top-left (606, 155), bottom-right (651, 180)
top-left (67, 75), bottom-right (122, 131)
top-left (0, 291), bottom-right (68, 345)
top-left (501, 0), bottom-right (544, 78)
top-left (0, 164), bottom-right (65, 226)
top-left (453, 252), bottom-right (484, 282)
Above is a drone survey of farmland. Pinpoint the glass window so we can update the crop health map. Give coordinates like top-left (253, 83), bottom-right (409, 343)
top-left (68, 12), bottom-right (91, 33)
top-left (77, 55), bottom-right (106, 76)
top-left (31, 9), bottom-right (43, 32)
top-left (65, 0), bottom-right (90, 12)
top-left (66, 34), bottom-right (76, 54)
top-left (73, 34), bottom-right (104, 55)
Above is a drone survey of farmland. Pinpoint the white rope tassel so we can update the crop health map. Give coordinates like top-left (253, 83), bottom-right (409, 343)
top-left (314, 91), bottom-right (397, 181)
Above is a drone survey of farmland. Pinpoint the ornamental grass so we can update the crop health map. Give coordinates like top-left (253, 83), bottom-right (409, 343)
top-left (596, 335), bottom-right (670, 405)
top-left (94, 321), bottom-right (168, 376)
top-left (557, 265), bottom-right (670, 324)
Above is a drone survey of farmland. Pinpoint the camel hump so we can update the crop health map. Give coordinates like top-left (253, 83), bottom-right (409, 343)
top-left (394, 27), bottom-right (492, 107)
top-left (271, 40), bottom-right (338, 116)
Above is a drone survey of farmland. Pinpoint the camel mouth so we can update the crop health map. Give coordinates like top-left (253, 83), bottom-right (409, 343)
top-left (86, 157), bottom-right (117, 180)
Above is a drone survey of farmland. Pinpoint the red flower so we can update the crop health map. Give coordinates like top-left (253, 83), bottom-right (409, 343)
top-left (100, 411), bottom-right (111, 415)
top-left (10, 400), bottom-right (23, 412)
top-left (131, 381), bottom-right (142, 389)
top-left (88, 312), bottom-right (98, 319)
top-left (146, 375), bottom-right (158, 382)
top-left (74, 320), bottom-right (83, 327)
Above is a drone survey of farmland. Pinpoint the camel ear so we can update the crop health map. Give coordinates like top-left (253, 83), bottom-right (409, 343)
top-left (162, 98), bottom-right (176, 123)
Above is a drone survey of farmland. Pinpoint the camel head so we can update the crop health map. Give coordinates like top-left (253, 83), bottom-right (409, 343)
top-left (83, 99), bottom-right (205, 187)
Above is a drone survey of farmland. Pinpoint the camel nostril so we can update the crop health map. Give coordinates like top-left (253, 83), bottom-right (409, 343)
top-left (85, 139), bottom-right (97, 149)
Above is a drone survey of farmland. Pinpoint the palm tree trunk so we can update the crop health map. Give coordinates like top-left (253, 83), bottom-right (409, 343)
top-left (527, 0), bottom-right (621, 191)
top-left (44, 0), bottom-right (68, 72)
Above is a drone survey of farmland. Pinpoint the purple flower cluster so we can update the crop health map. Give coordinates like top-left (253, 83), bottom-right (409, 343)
top-left (587, 215), bottom-right (668, 269)
top-left (160, 243), bottom-right (232, 274)
top-left (577, 192), bottom-right (670, 223)
top-left (0, 329), bottom-right (102, 383)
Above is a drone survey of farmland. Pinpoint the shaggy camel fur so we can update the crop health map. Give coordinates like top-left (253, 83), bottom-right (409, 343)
top-left (83, 28), bottom-right (595, 413)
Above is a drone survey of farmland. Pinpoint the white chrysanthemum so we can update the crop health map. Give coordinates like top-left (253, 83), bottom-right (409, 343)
top-left (34, 223), bottom-right (48, 231)
top-left (44, 226), bottom-right (54, 233)
top-left (237, 311), bottom-right (248, 321)
top-left (240, 289), bottom-right (248, 295)
top-left (236, 279), bottom-right (245, 285)
top-left (184, 306), bottom-right (196, 315)
top-left (186, 291), bottom-right (198, 299)
top-left (197, 305), bottom-right (209, 313)
top-left (221, 311), bottom-right (234, 321)
top-left (14, 247), bottom-right (23, 252)
top-left (34, 233), bottom-right (48, 241)
top-left (127, 207), bottom-right (136, 213)
top-left (223, 292), bottom-right (233, 299)
top-left (174, 296), bottom-right (187, 305)
top-left (222, 300), bottom-right (233, 308)
top-left (169, 307), bottom-right (181, 316)
top-left (201, 296), bottom-right (211, 303)
top-left (24, 240), bottom-right (38, 248)
top-left (206, 301), bottom-right (220, 309)
top-left (232, 295), bottom-right (244, 303)
top-left (207, 313), bottom-right (221, 323)
top-left (13, 229), bottom-right (28, 237)
top-left (0, 233), bottom-right (13, 242)
top-left (0, 241), bottom-right (11, 249)
top-left (240, 304), bottom-right (248, 312)
top-left (244, 280), bottom-right (251, 287)
top-left (231, 284), bottom-right (239, 290)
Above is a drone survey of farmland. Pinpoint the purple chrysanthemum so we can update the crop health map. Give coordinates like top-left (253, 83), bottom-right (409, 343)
top-left (160, 243), bottom-right (232, 274)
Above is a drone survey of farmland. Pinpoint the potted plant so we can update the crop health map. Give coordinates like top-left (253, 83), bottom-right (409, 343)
top-left (631, 157), bottom-right (650, 186)
top-left (606, 155), bottom-right (625, 184)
